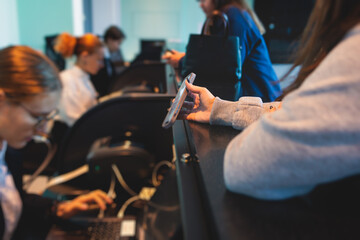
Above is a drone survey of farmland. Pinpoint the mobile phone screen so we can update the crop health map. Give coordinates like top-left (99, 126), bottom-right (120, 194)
top-left (162, 73), bottom-right (196, 129)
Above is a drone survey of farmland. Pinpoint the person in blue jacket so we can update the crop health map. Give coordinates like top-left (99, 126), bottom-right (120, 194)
top-left (163, 0), bottom-right (281, 102)
top-left (180, 0), bottom-right (360, 200)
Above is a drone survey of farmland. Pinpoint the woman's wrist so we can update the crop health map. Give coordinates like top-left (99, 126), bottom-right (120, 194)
top-left (209, 97), bottom-right (239, 126)
top-left (209, 96), bottom-right (216, 110)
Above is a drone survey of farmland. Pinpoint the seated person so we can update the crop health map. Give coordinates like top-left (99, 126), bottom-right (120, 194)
top-left (90, 26), bottom-right (127, 97)
top-left (54, 33), bottom-right (104, 126)
top-left (0, 46), bottom-right (112, 240)
top-left (179, 0), bottom-right (360, 200)
top-left (104, 25), bottom-right (127, 75)
top-left (163, 0), bottom-right (281, 102)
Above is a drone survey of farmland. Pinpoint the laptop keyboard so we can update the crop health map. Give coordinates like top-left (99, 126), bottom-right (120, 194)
top-left (85, 218), bottom-right (122, 240)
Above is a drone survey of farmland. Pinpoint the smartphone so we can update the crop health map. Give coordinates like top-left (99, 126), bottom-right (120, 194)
top-left (162, 73), bottom-right (196, 129)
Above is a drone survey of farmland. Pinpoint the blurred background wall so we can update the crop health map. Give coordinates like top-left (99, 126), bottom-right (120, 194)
top-left (0, 0), bottom-right (255, 59)
top-left (0, 0), bottom-right (312, 83)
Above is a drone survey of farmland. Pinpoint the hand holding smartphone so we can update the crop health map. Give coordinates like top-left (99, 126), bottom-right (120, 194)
top-left (162, 73), bottom-right (196, 129)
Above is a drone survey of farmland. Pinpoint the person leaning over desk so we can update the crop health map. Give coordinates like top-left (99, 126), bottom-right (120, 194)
top-left (0, 46), bottom-right (112, 240)
top-left (163, 0), bottom-right (281, 102)
top-left (179, 0), bottom-right (360, 200)
top-left (54, 32), bottom-right (104, 127)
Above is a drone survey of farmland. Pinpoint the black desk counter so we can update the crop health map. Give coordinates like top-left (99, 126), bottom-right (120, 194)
top-left (44, 65), bottom-right (360, 240)
top-left (173, 121), bottom-right (360, 240)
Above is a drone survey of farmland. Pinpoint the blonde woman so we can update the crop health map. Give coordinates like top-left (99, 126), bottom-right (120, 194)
top-left (55, 33), bottom-right (104, 126)
top-left (0, 46), bottom-right (111, 239)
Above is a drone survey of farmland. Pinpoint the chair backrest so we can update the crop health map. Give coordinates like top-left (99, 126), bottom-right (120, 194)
top-left (57, 93), bottom-right (175, 179)
top-left (108, 62), bottom-right (168, 94)
top-left (45, 34), bottom-right (66, 71)
top-left (90, 58), bottom-right (115, 97)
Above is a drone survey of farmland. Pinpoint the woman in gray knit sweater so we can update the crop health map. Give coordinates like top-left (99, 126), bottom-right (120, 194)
top-left (180, 0), bottom-right (360, 200)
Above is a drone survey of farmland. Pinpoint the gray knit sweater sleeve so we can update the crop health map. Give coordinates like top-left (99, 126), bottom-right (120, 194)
top-left (211, 24), bottom-right (360, 200)
top-left (210, 97), bottom-right (281, 130)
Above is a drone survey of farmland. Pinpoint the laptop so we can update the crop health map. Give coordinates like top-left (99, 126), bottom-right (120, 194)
top-left (46, 215), bottom-right (137, 240)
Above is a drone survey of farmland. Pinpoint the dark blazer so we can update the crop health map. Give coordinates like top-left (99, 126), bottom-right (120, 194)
top-left (90, 57), bottom-right (116, 97)
top-left (0, 147), bottom-right (55, 239)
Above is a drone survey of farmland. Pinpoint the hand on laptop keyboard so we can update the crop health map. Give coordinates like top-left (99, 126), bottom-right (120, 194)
top-left (57, 190), bottom-right (113, 219)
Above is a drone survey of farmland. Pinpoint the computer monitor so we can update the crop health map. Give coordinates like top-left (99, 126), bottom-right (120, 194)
top-left (108, 62), bottom-right (168, 94)
top-left (132, 39), bottom-right (166, 64)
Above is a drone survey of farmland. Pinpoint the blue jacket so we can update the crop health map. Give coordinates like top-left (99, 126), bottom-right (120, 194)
top-left (225, 6), bottom-right (281, 102)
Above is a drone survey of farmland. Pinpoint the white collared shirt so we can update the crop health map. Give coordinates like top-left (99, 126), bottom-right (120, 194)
top-left (0, 141), bottom-right (22, 240)
top-left (58, 65), bottom-right (98, 126)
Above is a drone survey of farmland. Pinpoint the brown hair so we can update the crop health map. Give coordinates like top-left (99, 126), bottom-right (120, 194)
top-left (212, 0), bottom-right (266, 34)
top-left (54, 32), bottom-right (103, 58)
top-left (104, 26), bottom-right (126, 42)
top-left (0, 46), bottom-right (62, 102)
top-left (280, 0), bottom-right (360, 99)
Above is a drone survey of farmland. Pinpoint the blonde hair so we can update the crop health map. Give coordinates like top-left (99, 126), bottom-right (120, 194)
top-left (54, 33), bottom-right (103, 58)
top-left (0, 46), bottom-right (62, 102)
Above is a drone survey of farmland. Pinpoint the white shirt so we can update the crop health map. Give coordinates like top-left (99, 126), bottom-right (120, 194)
top-left (0, 141), bottom-right (22, 240)
top-left (58, 65), bottom-right (98, 126)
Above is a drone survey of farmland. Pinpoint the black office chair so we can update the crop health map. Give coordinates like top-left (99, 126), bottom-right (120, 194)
top-left (44, 34), bottom-right (66, 71)
top-left (107, 62), bottom-right (169, 94)
top-left (56, 93), bottom-right (175, 192)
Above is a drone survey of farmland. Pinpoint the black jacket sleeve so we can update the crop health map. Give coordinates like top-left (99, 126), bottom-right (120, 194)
top-left (5, 146), bottom-right (56, 239)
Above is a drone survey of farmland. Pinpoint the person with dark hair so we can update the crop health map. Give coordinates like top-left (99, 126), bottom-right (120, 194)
top-left (163, 0), bottom-right (281, 102)
top-left (90, 26), bottom-right (127, 97)
top-left (0, 46), bottom-right (112, 239)
top-left (103, 25), bottom-right (127, 75)
top-left (54, 32), bottom-right (104, 126)
top-left (180, 0), bottom-right (360, 200)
